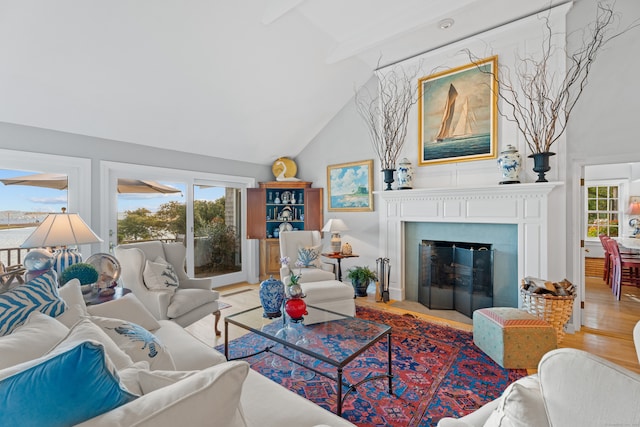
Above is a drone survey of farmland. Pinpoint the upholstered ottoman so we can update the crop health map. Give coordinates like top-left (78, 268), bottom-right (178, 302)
top-left (300, 280), bottom-right (355, 325)
top-left (473, 307), bottom-right (557, 369)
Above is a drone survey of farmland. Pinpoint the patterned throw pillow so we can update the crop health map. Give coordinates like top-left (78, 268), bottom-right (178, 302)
top-left (90, 315), bottom-right (175, 370)
top-left (143, 256), bottom-right (179, 293)
top-left (296, 245), bottom-right (322, 268)
top-left (0, 270), bottom-right (66, 336)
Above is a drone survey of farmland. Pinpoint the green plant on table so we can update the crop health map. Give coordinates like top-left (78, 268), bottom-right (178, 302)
top-left (59, 262), bottom-right (99, 286)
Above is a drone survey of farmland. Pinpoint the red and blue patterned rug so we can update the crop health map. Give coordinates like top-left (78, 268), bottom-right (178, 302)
top-left (219, 306), bottom-right (526, 426)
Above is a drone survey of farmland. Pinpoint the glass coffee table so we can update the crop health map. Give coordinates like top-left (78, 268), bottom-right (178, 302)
top-left (224, 305), bottom-right (393, 416)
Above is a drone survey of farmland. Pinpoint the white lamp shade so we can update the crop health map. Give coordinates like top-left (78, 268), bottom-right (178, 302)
top-left (321, 219), bottom-right (348, 233)
top-left (21, 213), bottom-right (103, 248)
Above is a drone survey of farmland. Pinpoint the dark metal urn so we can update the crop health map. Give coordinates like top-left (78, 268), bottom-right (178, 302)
top-left (529, 152), bottom-right (555, 183)
top-left (382, 169), bottom-right (396, 191)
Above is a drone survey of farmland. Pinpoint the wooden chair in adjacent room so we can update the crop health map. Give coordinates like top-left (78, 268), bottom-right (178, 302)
top-left (606, 237), bottom-right (640, 300)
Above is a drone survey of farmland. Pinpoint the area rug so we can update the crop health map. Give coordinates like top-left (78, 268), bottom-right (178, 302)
top-left (218, 306), bottom-right (526, 426)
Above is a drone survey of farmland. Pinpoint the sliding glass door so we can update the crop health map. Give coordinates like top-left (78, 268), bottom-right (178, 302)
top-left (101, 161), bottom-right (253, 287)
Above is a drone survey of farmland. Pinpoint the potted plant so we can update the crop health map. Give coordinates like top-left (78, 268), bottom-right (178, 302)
top-left (59, 262), bottom-right (99, 295)
top-left (346, 265), bottom-right (377, 297)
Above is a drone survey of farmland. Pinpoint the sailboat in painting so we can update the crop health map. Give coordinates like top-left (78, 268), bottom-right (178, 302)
top-left (434, 84), bottom-right (477, 142)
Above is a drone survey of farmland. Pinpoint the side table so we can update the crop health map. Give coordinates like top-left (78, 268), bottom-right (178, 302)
top-left (85, 287), bottom-right (132, 306)
top-left (321, 253), bottom-right (359, 282)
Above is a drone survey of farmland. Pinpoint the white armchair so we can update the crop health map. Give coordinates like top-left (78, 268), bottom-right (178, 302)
top-left (114, 241), bottom-right (221, 335)
top-left (278, 231), bottom-right (335, 285)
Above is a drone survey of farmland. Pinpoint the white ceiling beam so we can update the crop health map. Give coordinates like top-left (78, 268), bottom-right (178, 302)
top-left (325, 0), bottom-right (476, 64)
top-left (262, 0), bottom-right (304, 25)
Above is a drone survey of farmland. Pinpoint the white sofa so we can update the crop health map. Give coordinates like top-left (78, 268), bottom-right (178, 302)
top-left (437, 347), bottom-right (640, 427)
top-left (0, 276), bottom-right (355, 427)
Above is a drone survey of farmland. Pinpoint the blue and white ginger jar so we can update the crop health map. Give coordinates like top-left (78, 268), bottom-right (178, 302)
top-left (497, 145), bottom-right (522, 184)
top-left (397, 158), bottom-right (414, 189)
top-left (259, 275), bottom-right (285, 318)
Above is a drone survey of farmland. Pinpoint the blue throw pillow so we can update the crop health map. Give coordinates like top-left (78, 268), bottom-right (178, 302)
top-left (0, 270), bottom-right (66, 336)
top-left (0, 341), bottom-right (137, 426)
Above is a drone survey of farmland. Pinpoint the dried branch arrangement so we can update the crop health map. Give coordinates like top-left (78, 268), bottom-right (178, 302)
top-left (468, 3), bottom-right (638, 154)
top-left (355, 65), bottom-right (420, 170)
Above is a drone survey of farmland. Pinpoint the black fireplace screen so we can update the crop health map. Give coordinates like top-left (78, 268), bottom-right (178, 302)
top-left (418, 240), bottom-right (494, 317)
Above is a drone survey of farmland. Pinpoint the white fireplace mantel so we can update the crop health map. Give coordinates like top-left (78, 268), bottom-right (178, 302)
top-left (375, 182), bottom-right (564, 303)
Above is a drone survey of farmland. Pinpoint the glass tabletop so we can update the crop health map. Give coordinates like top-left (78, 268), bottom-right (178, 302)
top-left (225, 305), bottom-right (391, 367)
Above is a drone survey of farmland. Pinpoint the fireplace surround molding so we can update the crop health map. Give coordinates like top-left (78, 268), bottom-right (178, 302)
top-left (375, 182), bottom-right (563, 305)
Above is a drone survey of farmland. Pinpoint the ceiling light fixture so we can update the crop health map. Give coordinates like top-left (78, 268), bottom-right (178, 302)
top-left (439, 18), bottom-right (454, 30)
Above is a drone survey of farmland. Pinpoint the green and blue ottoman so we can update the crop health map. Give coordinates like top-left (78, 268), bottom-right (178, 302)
top-left (473, 307), bottom-right (557, 369)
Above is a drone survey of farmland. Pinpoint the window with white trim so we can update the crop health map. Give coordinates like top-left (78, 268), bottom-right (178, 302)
top-left (586, 181), bottom-right (622, 239)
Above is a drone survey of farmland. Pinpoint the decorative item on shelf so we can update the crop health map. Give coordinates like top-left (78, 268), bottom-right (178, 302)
top-left (23, 248), bottom-right (54, 282)
top-left (396, 158), bottom-right (414, 189)
top-left (279, 221), bottom-right (293, 233)
top-left (279, 206), bottom-right (293, 221)
top-left (529, 152), bottom-right (555, 183)
top-left (281, 191), bottom-right (292, 204)
top-left (59, 262), bottom-right (99, 298)
top-left (259, 275), bottom-right (285, 318)
top-left (274, 192), bottom-right (281, 204)
top-left (497, 144), bottom-right (522, 184)
top-left (627, 199), bottom-right (640, 237)
top-left (272, 157), bottom-right (301, 182)
top-left (341, 242), bottom-right (352, 255)
top-left (290, 193), bottom-right (296, 205)
top-left (346, 265), bottom-right (377, 297)
top-left (273, 229), bottom-right (280, 238)
top-left (465, 4), bottom-right (628, 182)
top-left (21, 208), bottom-right (103, 277)
top-left (322, 219), bottom-right (348, 254)
top-left (382, 169), bottom-right (396, 191)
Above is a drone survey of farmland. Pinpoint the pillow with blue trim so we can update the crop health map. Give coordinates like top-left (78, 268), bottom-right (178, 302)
top-left (90, 315), bottom-right (175, 370)
top-left (0, 341), bottom-right (137, 427)
top-left (0, 269), bottom-right (66, 336)
top-left (296, 245), bottom-right (322, 268)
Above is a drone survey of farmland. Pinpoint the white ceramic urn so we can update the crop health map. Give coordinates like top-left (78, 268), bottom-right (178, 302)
top-left (497, 145), bottom-right (522, 184)
top-left (397, 158), bottom-right (414, 189)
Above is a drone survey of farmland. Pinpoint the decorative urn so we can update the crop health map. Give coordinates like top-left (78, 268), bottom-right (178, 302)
top-left (259, 275), bottom-right (285, 318)
top-left (497, 144), bottom-right (522, 184)
top-left (396, 157), bottom-right (414, 189)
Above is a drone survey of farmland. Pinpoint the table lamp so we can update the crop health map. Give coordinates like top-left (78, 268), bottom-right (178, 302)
top-left (627, 201), bottom-right (640, 237)
top-left (21, 210), bottom-right (103, 276)
top-left (322, 219), bottom-right (348, 254)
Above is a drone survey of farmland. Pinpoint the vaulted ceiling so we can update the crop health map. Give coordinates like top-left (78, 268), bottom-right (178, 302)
top-left (0, 0), bottom-right (567, 165)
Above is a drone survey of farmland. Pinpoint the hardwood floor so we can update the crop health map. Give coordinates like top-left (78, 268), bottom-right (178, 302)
top-left (186, 277), bottom-right (640, 375)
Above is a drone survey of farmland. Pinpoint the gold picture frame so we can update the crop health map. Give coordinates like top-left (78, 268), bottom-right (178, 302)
top-left (418, 56), bottom-right (498, 166)
top-left (327, 160), bottom-right (374, 212)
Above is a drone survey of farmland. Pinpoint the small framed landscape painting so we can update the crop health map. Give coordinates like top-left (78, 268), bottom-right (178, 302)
top-left (418, 56), bottom-right (498, 166)
top-left (327, 160), bottom-right (374, 212)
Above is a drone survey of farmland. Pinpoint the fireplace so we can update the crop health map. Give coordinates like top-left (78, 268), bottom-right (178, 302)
top-left (418, 240), bottom-right (494, 317)
top-left (375, 182), bottom-right (562, 306)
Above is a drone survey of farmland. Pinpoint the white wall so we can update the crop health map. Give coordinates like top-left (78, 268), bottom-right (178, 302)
top-left (298, 4), bottom-right (573, 284)
top-left (565, 0), bottom-right (640, 293)
top-left (295, 77), bottom-right (381, 273)
top-left (0, 121), bottom-right (272, 225)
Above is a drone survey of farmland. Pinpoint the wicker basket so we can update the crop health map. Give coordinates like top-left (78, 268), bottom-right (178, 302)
top-left (520, 285), bottom-right (576, 343)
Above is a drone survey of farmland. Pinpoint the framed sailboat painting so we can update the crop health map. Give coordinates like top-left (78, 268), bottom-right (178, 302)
top-left (418, 56), bottom-right (498, 166)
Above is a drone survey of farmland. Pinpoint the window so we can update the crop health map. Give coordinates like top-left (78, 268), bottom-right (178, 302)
top-left (586, 182), bottom-right (621, 239)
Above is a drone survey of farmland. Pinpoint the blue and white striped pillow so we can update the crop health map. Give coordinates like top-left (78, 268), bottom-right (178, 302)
top-left (0, 270), bottom-right (66, 336)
